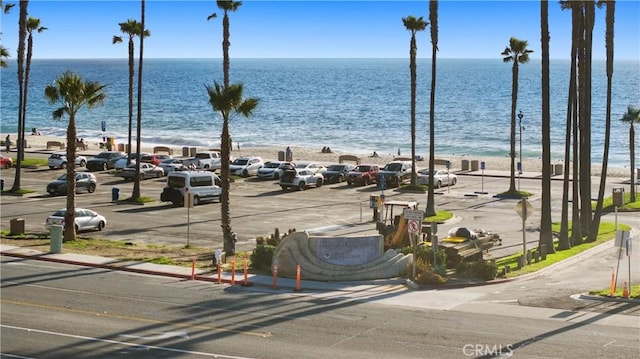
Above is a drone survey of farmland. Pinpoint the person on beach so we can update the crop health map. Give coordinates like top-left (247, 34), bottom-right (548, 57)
top-left (5, 135), bottom-right (10, 152)
top-left (371, 151), bottom-right (379, 158)
top-left (31, 127), bottom-right (41, 135)
top-left (285, 146), bottom-right (292, 161)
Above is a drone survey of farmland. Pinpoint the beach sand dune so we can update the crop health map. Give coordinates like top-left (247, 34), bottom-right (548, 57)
top-left (2, 132), bottom-right (629, 178)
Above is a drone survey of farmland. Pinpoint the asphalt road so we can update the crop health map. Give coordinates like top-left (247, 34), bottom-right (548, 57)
top-left (2, 256), bottom-right (638, 358)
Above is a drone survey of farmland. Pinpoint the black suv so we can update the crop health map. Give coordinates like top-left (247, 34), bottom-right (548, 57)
top-left (377, 161), bottom-right (412, 188)
top-left (86, 151), bottom-right (126, 171)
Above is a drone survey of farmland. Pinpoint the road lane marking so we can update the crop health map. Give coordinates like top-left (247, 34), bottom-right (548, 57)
top-left (1, 324), bottom-right (254, 358)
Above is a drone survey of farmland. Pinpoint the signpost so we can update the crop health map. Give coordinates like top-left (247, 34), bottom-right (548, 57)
top-left (404, 209), bottom-right (424, 281)
top-left (184, 188), bottom-right (194, 246)
top-left (515, 197), bottom-right (534, 266)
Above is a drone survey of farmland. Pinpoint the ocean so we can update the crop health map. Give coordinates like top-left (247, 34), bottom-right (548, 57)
top-left (1, 58), bottom-right (638, 168)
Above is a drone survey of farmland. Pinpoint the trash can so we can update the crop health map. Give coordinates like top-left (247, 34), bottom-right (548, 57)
top-left (112, 187), bottom-right (120, 202)
top-left (470, 160), bottom-right (479, 171)
top-left (106, 136), bottom-right (115, 151)
top-left (10, 218), bottom-right (25, 235)
top-left (461, 160), bottom-right (469, 171)
top-left (189, 147), bottom-right (197, 157)
top-left (278, 151), bottom-right (285, 161)
top-left (182, 146), bottom-right (190, 157)
top-left (50, 225), bottom-right (63, 254)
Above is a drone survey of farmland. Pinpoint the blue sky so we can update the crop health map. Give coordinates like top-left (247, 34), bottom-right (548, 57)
top-left (1, 0), bottom-right (639, 60)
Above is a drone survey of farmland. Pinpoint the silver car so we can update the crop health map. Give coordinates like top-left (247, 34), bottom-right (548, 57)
top-left (417, 168), bottom-right (458, 188)
top-left (47, 152), bottom-right (87, 169)
top-left (45, 208), bottom-right (107, 232)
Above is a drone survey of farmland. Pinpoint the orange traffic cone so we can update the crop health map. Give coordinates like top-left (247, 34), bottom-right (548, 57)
top-left (622, 281), bottom-right (629, 299)
top-left (609, 270), bottom-right (615, 297)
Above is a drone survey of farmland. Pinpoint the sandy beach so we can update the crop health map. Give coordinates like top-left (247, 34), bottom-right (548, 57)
top-left (2, 132), bottom-right (631, 178)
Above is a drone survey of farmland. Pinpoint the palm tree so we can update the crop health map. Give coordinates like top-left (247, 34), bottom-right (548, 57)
top-left (501, 37), bottom-right (532, 194)
top-left (44, 71), bottom-right (107, 241)
top-left (21, 16), bottom-right (46, 147)
top-left (0, 2), bottom-right (15, 68)
top-left (557, 1), bottom-right (579, 250)
top-left (402, 15), bottom-right (427, 186)
top-left (425, 1), bottom-right (438, 217)
top-left (620, 105), bottom-right (640, 202)
top-left (539, 0), bottom-right (554, 254)
top-left (206, 82), bottom-right (258, 254)
top-left (590, 0), bottom-right (615, 242)
top-left (132, 0), bottom-right (147, 200)
top-left (10, 0), bottom-right (27, 192)
top-left (210, 0), bottom-right (242, 253)
top-left (113, 19), bottom-right (149, 167)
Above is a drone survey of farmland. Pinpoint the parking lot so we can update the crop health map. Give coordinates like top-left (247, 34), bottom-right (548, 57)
top-left (1, 151), bottom-right (635, 258)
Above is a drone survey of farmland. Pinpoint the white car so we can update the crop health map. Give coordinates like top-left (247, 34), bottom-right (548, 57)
top-left (47, 152), bottom-right (87, 169)
top-left (45, 208), bottom-right (107, 232)
top-left (114, 153), bottom-right (149, 170)
top-left (229, 156), bottom-right (264, 177)
top-left (294, 161), bottom-right (327, 174)
top-left (417, 168), bottom-right (457, 188)
top-left (279, 168), bottom-right (324, 191)
top-left (158, 158), bottom-right (186, 174)
top-left (256, 161), bottom-right (285, 180)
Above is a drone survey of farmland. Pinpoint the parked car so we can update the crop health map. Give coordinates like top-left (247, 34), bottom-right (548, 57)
top-left (45, 208), bottom-right (106, 232)
top-left (46, 172), bottom-right (98, 196)
top-left (140, 154), bottom-right (172, 166)
top-left (417, 168), bottom-right (458, 188)
top-left (114, 152), bottom-right (149, 170)
top-left (118, 163), bottom-right (164, 180)
top-left (347, 164), bottom-right (380, 186)
top-left (377, 161), bottom-right (412, 188)
top-left (86, 151), bottom-right (126, 171)
top-left (0, 154), bottom-right (13, 169)
top-left (295, 161), bottom-right (326, 174)
top-left (229, 156), bottom-right (264, 177)
top-left (158, 158), bottom-right (186, 174)
top-left (321, 163), bottom-right (356, 184)
top-left (279, 168), bottom-right (324, 191)
top-left (193, 150), bottom-right (223, 170)
top-left (47, 151), bottom-right (87, 169)
top-left (256, 160), bottom-right (285, 180)
top-left (161, 171), bottom-right (221, 206)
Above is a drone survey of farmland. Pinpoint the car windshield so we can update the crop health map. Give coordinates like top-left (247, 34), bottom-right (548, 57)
top-left (51, 210), bottom-right (66, 217)
top-left (418, 169), bottom-right (430, 175)
top-left (161, 159), bottom-right (180, 164)
top-left (264, 162), bottom-right (280, 168)
top-left (233, 159), bottom-right (249, 165)
top-left (327, 165), bottom-right (345, 171)
top-left (354, 165), bottom-right (371, 172)
top-left (95, 152), bottom-right (113, 159)
top-left (383, 163), bottom-right (403, 171)
top-left (295, 163), bottom-right (310, 168)
top-left (56, 174), bottom-right (68, 180)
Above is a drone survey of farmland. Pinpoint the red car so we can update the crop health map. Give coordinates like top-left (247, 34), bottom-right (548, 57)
top-left (0, 154), bottom-right (13, 169)
top-left (346, 164), bottom-right (380, 186)
top-left (140, 154), bottom-right (172, 166)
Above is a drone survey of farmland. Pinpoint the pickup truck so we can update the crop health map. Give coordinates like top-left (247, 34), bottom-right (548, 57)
top-left (191, 151), bottom-right (223, 171)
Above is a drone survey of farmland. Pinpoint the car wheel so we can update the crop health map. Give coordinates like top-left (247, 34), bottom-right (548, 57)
top-left (75, 224), bottom-right (79, 233)
top-left (435, 181), bottom-right (441, 189)
top-left (79, 160), bottom-right (86, 167)
top-left (156, 172), bottom-right (162, 178)
top-left (49, 166), bottom-right (55, 170)
top-left (97, 221), bottom-right (105, 231)
top-left (338, 175), bottom-right (344, 183)
top-left (193, 196), bottom-right (200, 206)
top-left (102, 163), bottom-right (108, 171)
top-left (88, 183), bottom-right (96, 193)
top-left (61, 162), bottom-right (66, 169)
top-left (242, 169), bottom-right (249, 177)
top-left (48, 191), bottom-right (56, 196)
top-left (273, 173), bottom-right (280, 180)
top-left (298, 182), bottom-right (306, 191)
top-left (363, 177), bottom-right (370, 186)
top-left (451, 178), bottom-right (457, 185)
top-left (316, 179), bottom-right (323, 188)
top-left (347, 180), bottom-right (352, 186)
top-left (280, 185), bottom-right (287, 191)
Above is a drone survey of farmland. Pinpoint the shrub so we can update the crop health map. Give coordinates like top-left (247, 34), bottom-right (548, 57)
top-left (250, 245), bottom-right (277, 272)
top-left (458, 260), bottom-right (497, 280)
top-left (401, 245), bottom-right (447, 267)
top-left (413, 257), bottom-right (447, 285)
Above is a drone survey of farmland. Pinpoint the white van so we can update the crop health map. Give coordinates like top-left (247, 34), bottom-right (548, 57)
top-left (160, 171), bottom-right (222, 206)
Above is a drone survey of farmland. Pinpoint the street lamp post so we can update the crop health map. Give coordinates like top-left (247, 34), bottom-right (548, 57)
top-left (517, 110), bottom-right (524, 191)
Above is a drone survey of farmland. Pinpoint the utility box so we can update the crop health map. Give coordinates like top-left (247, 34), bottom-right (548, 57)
top-left (278, 151), bottom-right (285, 161)
top-left (112, 187), bottom-right (120, 202)
top-left (612, 187), bottom-right (625, 207)
top-left (50, 225), bottom-right (63, 253)
top-left (10, 218), bottom-right (25, 235)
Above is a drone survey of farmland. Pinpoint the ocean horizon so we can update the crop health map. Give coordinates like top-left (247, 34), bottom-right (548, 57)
top-left (1, 58), bottom-right (639, 168)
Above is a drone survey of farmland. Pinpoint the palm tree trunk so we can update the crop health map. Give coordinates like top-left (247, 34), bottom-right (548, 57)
top-left (409, 34), bottom-right (417, 185)
top-left (426, 0), bottom-right (438, 217)
top-left (133, 0), bottom-right (145, 199)
top-left (127, 37), bottom-right (134, 166)
top-left (64, 114), bottom-right (77, 241)
top-left (539, 0), bottom-right (554, 253)
top-left (631, 124), bottom-right (636, 202)
top-left (11, 0), bottom-right (27, 191)
top-left (221, 10), bottom-right (233, 254)
top-left (590, 0), bottom-right (615, 241)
